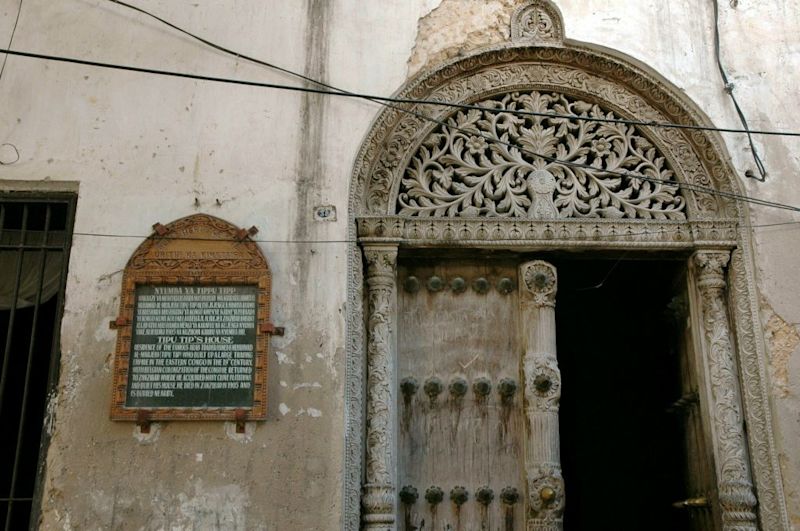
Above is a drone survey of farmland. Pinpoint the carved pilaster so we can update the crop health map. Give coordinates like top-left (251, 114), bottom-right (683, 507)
top-left (693, 251), bottom-right (758, 530)
top-left (362, 244), bottom-right (398, 530)
top-left (519, 261), bottom-right (563, 531)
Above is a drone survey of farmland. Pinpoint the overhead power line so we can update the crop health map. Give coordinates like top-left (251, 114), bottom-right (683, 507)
top-left (0, 0), bottom-right (24, 82)
top-left (2, 45), bottom-right (799, 216)
top-left (100, 0), bottom-right (800, 140)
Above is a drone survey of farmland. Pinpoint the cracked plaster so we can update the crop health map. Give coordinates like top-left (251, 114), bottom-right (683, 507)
top-left (761, 298), bottom-right (800, 398)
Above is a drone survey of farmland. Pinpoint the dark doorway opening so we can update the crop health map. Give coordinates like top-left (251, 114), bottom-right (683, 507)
top-left (0, 195), bottom-right (75, 530)
top-left (555, 258), bottom-right (694, 531)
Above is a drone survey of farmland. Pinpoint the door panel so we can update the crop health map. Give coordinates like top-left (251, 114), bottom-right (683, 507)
top-left (397, 259), bottom-right (524, 531)
top-left (672, 274), bottom-right (721, 530)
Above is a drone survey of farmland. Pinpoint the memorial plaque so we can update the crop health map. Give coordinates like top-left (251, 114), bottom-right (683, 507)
top-left (127, 285), bottom-right (257, 408)
top-left (111, 214), bottom-right (271, 421)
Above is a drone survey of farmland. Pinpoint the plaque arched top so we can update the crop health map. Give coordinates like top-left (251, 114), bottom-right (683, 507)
top-left (111, 213), bottom-right (271, 422)
top-left (126, 213), bottom-right (269, 275)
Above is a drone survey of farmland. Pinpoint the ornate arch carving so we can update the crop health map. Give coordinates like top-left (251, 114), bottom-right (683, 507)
top-left (344, 16), bottom-right (788, 531)
top-left (352, 44), bottom-right (739, 222)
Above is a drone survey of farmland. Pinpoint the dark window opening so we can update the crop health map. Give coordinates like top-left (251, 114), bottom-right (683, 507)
top-left (0, 195), bottom-right (75, 530)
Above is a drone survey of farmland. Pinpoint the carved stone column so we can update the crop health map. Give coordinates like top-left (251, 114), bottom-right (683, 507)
top-left (519, 260), bottom-right (563, 531)
top-left (361, 244), bottom-right (398, 530)
top-left (693, 251), bottom-right (758, 530)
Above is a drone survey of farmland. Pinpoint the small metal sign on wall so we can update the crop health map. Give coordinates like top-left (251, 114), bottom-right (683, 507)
top-left (110, 214), bottom-right (274, 426)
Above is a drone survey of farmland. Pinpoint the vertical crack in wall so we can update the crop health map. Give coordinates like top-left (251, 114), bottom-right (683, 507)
top-left (293, 0), bottom-right (330, 244)
top-left (761, 298), bottom-right (800, 398)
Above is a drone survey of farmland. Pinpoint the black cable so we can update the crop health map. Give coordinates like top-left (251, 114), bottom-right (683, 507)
top-left (712, 0), bottom-right (767, 181)
top-left (101, 0), bottom-right (800, 140)
top-left (0, 0), bottom-right (23, 82)
top-left (0, 143), bottom-right (20, 165)
top-left (2, 46), bottom-right (798, 215)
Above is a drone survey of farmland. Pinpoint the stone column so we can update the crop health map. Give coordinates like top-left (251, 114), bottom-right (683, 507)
top-left (519, 260), bottom-right (563, 531)
top-left (361, 244), bottom-right (398, 530)
top-left (693, 251), bottom-right (757, 530)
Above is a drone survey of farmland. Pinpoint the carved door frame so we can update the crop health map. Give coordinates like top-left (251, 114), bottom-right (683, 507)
top-left (344, 2), bottom-right (788, 529)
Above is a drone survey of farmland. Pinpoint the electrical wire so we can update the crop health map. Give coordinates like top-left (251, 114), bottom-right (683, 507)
top-left (2, 46), bottom-right (799, 216)
top-left (100, 0), bottom-right (800, 140)
top-left (0, 0), bottom-right (23, 82)
top-left (712, 0), bottom-right (767, 181)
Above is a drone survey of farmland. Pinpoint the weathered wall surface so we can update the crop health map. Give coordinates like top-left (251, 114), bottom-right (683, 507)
top-left (0, 0), bottom-right (421, 529)
top-left (1, 0), bottom-right (799, 529)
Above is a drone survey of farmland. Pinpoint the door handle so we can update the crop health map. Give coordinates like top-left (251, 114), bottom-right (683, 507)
top-left (672, 497), bottom-right (710, 509)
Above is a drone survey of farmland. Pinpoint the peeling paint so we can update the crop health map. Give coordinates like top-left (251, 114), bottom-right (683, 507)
top-left (275, 351), bottom-right (295, 365)
top-left (279, 403), bottom-right (291, 416)
top-left (761, 298), bottom-right (800, 398)
top-left (407, 0), bottom-right (520, 77)
top-left (293, 381), bottom-right (322, 390)
top-left (295, 407), bottom-right (323, 418)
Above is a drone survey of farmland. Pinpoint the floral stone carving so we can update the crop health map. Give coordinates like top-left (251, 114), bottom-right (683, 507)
top-left (397, 91), bottom-right (686, 220)
top-left (511, 0), bottom-right (565, 44)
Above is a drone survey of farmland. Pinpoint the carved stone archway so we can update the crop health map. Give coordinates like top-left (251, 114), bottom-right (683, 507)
top-left (344, 2), bottom-right (788, 529)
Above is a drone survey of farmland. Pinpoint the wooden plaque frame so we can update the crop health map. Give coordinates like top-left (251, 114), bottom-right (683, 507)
top-left (110, 214), bottom-right (271, 421)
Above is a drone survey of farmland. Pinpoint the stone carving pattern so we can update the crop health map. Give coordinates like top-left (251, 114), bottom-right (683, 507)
top-left (693, 251), bottom-right (757, 530)
top-left (522, 260), bottom-right (557, 306)
top-left (362, 246), bottom-right (398, 529)
top-left (528, 358), bottom-right (561, 412)
top-left (344, 244), bottom-right (364, 531)
top-left (729, 249), bottom-right (788, 530)
top-left (357, 216), bottom-right (739, 249)
top-left (528, 464), bottom-right (565, 529)
top-left (398, 91), bottom-right (686, 220)
top-left (511, 0), bottom-right (564, 44)
top-left (355, 49), bottom-right (737, 219)
top-left (519, 261), bottom-right (563, 531)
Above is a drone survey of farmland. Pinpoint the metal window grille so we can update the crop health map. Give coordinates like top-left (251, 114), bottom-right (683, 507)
top-left (0, 193), bottom-right (76, 530)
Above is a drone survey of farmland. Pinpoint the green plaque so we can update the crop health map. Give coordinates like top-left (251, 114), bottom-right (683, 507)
top-left (126, 285), bottom-right (258, 408)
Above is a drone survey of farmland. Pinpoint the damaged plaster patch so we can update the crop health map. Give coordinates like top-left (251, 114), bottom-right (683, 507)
top-left (173, 481), bottom-right (249, 530)
top-left (296, 407), bottom-right (323, 418)
top-left (225, 421), bottom-right (255, 442)
top-left (293, 381), bottom-right (322, 390)
top-left (133, 422), bottom-right (161, 443)
top-left (761, 298), bottom-right (800, 398)
top-left (408, 0), bottom-right (520, 77)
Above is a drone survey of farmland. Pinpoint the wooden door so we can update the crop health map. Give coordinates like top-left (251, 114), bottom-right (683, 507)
top-left (668, 274), bottom-right (721, 530)
top-left (397, 258), bottom-right (525, 531)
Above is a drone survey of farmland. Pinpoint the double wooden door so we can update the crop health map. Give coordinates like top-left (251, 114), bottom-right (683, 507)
top-left (395, 257), bottom-right (718, 531)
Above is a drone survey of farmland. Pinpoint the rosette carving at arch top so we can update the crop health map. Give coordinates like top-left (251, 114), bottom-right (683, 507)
top-left (397, 89), bottom-right (687, 220)
top-left (511, 0), bottom-right (565, 45)
top-left (356, 50), bottom-right (736, 219)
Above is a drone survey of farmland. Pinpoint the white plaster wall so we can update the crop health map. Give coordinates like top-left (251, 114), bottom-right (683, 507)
top-left (0, 0), bottom-right (799, 528)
